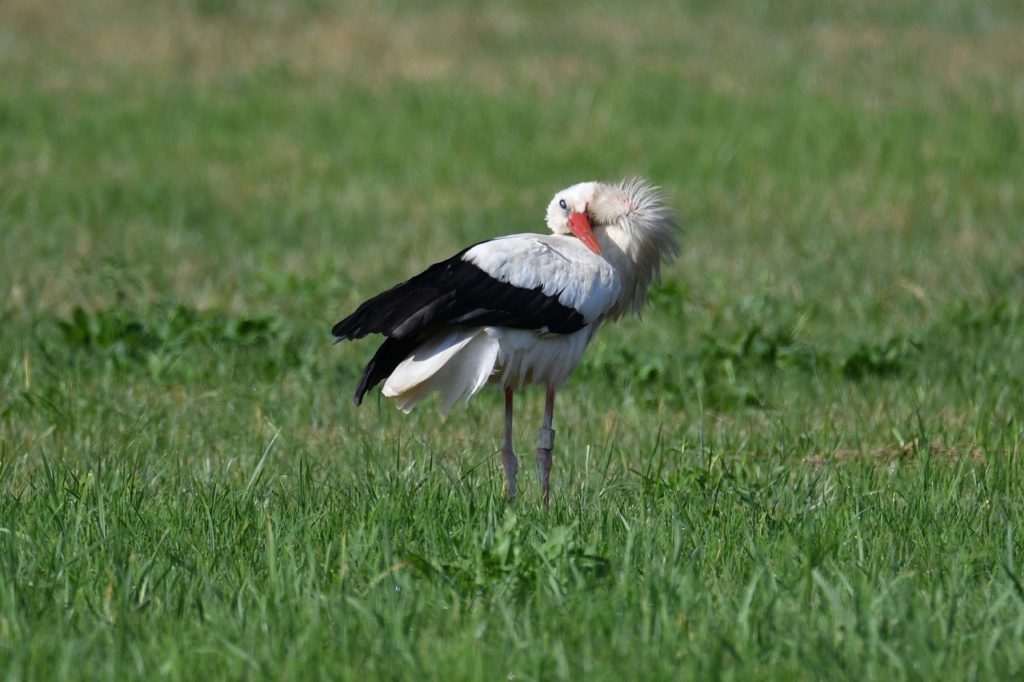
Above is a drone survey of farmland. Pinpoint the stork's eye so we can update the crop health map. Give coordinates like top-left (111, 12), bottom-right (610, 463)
top-left (558, 199), bottom-right (568, 210)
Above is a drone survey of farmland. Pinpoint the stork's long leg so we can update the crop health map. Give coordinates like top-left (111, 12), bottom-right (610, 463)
top-left (502, 387), bottom-right (519, 503)
top-left (536, 385), bottom-right (556, 507)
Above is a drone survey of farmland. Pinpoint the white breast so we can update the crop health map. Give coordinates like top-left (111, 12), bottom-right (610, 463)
top-left (492, 327), bottom-right (595, 391)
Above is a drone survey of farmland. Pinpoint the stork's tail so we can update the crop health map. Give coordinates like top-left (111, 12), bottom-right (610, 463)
top-left (382, 329), bottom-right (499, 414)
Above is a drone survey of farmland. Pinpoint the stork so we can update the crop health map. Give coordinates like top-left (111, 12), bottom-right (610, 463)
top-left (332, 178), bottom-right (680, 505)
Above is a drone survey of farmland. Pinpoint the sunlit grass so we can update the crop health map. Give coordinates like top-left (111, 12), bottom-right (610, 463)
top-left (2, 0), bottom-right (1023, 679)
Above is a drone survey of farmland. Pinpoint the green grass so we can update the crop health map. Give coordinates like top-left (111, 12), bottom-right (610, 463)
top-left (2, 0), bottom-right (1024, 678)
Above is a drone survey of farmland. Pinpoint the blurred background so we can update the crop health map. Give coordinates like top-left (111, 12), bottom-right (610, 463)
top-left (4, 0), bottom-right (1021, 324)
top-left (3, 0), bottom-right (1023, 447)
top-left (1, 0), bottom-right (1022, 440)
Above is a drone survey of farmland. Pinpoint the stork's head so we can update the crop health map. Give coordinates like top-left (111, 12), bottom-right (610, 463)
top-left (545, 181), bottom-right (603, 254)
top-left (546, 178), bottom-right (679, 258)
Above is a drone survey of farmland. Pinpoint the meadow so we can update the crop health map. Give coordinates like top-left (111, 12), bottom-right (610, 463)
top-left (2, 0), bottom-right (1023, 678)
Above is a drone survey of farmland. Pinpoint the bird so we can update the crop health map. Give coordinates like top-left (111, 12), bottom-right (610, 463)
top-left (332, 178), bottom-right (680, 505)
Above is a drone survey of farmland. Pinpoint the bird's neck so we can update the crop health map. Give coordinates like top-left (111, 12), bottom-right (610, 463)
top-left (597, 224), bottom-right (661, 319)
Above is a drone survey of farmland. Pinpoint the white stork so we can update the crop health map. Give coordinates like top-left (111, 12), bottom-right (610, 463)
top-left (333, 178), bottom-right (680, 505)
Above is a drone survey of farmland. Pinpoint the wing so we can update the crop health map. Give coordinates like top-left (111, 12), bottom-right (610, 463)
top-left (332, 238), bottom-right (601, 342)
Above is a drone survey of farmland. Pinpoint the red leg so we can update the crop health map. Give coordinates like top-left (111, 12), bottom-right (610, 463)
top-left (536, 385), bottom-right (556, 507)
top-left (502, 387), bottom-right (519, 503)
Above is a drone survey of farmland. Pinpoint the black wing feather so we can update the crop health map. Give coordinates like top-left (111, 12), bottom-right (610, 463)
top-left (352, 336), bottom-right (420, 406)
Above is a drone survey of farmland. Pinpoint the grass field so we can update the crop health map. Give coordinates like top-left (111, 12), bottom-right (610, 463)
top-left (2, 0), bottom-right (1024, 678)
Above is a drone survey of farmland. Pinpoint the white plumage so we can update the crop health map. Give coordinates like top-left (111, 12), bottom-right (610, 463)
top-left (383, 327), bottom-right (500, 413)
top-left (383, 324), bottom-right (595, 413)
top-left (333, 178), bottom-right (680, 505)
top-left (464, 235), bottom-right (622, 322)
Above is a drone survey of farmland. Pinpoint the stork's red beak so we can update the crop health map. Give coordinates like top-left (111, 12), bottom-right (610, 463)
top-left (568, 211), bottom-right (601, 255)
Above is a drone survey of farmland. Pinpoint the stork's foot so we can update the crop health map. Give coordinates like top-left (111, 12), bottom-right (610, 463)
top-left (502, 445), bottom-right (519, 504)
top-left (536, 426), bottom-right (555, 508)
